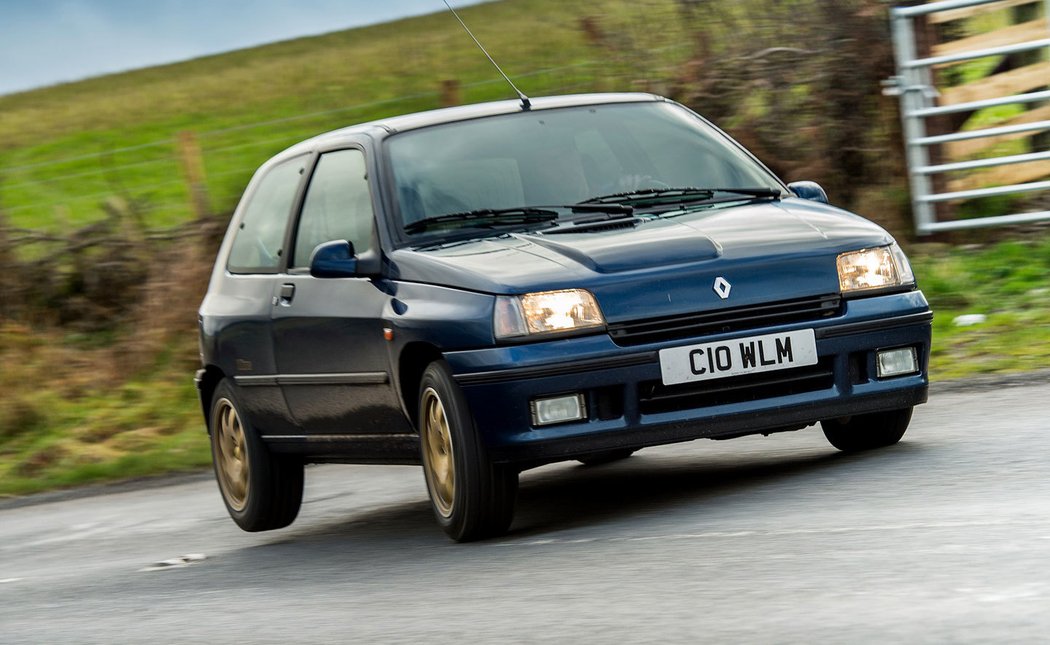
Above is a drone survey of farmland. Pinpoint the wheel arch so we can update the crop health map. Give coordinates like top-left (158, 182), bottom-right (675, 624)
top-left (397, 342), bottom-right (444, 430)
top-left (197, 364), bottom-right (226, 433)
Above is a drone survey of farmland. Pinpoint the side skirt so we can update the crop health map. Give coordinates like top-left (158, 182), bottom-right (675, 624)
top-left (263, 433), bottom-right (420, 465)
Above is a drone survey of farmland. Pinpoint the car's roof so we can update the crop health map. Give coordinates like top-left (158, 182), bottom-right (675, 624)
top-left (278, 92), bottom-right (665, 159)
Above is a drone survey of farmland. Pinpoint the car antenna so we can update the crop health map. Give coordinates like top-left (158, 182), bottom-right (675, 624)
top-left (442, 0), bottom-right (531, 110)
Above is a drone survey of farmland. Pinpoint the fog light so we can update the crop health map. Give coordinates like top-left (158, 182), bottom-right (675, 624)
top-left (877, 347), bottom-right (918, 378)
top-left (531, 394), bottom-right (586, 426)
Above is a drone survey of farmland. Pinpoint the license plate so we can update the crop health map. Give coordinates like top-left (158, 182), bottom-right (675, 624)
top-left (659, 329), bottom-right (818, 386)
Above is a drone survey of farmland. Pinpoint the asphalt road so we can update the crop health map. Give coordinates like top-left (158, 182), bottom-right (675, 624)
top-left (2, 379), bottom-right (1049, 643)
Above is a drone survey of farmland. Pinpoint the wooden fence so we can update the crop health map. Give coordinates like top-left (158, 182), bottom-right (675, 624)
top-left (0, 131), bottom-right (221, 328)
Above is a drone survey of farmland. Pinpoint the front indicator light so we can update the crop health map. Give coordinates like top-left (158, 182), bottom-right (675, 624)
top-left (531, 394), bottom-right (586, 426)
top-left (877, 347), bottom-right (919, 378)
top-left (495, 289), bottom-right (605, 339)
top-left (837, 243), bottom-right (915, 295)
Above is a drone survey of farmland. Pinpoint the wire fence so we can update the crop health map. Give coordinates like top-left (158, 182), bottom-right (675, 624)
top-left (0, 60), bottom-right (612, 238)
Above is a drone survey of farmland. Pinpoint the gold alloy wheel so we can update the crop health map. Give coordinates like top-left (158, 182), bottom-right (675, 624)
top-left (215, 398), bottom-right (250, 512)
top-left (421, 387), bottom-right (455, 518)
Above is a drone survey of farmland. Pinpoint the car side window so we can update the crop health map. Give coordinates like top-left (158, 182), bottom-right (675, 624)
top-left (227, 156), bottom-right (305, 273)
top-left (293, 149), bottom-right (374, 268)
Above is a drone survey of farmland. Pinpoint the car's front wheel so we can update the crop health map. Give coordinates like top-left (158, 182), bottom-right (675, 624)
top-left (210, 379), bottom-right (304, 531)
top-left (821, 407), bottom-right (913, 453)
top-left (419, 361), bottom-right (518, 542)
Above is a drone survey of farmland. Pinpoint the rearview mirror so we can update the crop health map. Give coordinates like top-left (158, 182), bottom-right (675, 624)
top-left (787, 181), bottom-right (829, 205)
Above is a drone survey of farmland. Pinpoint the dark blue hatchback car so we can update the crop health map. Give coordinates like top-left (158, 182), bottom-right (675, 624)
top-left (197, 93), bottom-right (931, 541)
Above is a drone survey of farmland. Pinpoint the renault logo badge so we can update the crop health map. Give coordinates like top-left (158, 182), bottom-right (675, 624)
top-left (713, 277), bottom-right (732, 300)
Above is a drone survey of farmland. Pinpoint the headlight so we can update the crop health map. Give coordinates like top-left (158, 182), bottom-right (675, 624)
top-left (836, 243), bottom-right (915, 295)
top-left (494, 289), bottom-right (605, 339)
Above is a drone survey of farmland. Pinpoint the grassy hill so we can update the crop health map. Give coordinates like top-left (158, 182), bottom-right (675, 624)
top-left (0, 0), bottom-right (689, 231)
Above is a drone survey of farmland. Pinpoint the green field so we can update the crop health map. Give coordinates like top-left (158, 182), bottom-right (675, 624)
top-left (0, 0), bottom-right (691, 231)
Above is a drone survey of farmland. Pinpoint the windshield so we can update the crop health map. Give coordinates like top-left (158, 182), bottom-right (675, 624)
top-left (385, 101), bottom-right (784, 236)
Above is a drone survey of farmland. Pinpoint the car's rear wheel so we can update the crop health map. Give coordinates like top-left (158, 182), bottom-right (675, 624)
top-left (821, 407), bottom-right (913, 453)
top-left (419, 361), bottom-right (518, 542)
top-left (210, 379), bottom-right (303, 531)
top-left (577, 449), bottom-right (636, 466)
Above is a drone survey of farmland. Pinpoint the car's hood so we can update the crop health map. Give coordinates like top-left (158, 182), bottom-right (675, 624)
top-left (388, 199), bottom-right (893, 321)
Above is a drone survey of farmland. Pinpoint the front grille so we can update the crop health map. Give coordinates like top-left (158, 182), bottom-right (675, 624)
top-left (639, 358), bottom-right (835, 415)
top-left (607, 294), bottom-right (842, 347)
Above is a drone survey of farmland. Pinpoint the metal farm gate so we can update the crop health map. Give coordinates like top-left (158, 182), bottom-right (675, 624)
top-left (888, 0), bottom-right (1050, 234)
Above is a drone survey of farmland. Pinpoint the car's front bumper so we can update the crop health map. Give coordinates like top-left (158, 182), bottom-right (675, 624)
top-left (445, 291), bottom-right (932, 464)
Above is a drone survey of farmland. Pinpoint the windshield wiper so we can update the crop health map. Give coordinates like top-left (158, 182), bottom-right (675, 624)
top-left (706, 187), bottom-right (783, 199)
top-left (404, 207), bottom-right (559, 234)
top-left (580, 187), bottom-right (713, 205)
top-left (579, 186), bottom-right (782, 207)
top-left (568, 203), bottom-right (634, 215)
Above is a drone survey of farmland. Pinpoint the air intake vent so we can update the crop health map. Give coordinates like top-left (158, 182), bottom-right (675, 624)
top-left (608, 294), bottom-right (842, 347)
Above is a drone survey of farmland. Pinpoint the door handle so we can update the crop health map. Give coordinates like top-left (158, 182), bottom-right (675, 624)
top-left (278, 283), bottom-right (295, 305)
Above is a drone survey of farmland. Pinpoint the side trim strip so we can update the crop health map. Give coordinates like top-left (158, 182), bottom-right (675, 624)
top-left (233, 375), bottom-right (278, 386)
top-left (455, 352), bottom-right (658, 386)
top-left (263, 433), bottom-right (418, 442)
top-left (235, 372), bottom-right (389, 387)
top-left (815, 311), bottom-right (933, 339)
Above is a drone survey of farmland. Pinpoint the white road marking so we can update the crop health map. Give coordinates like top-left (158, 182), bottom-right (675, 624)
top-left (0, 578), bottom-right (24, 583)
top-left (137, 553), bottom-right (207, 573)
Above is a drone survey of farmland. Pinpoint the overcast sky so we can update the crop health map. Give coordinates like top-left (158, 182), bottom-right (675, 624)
top-left (0, 0), bottom-right (489, 96)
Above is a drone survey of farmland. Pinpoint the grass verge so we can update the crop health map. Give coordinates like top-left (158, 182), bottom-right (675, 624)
top-left (913, 234), bottom-right (1050, 380)
top-left (0, 330), bottom-right (210, 497)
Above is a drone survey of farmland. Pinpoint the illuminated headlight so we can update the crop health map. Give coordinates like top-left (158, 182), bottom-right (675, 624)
top-left (837, 243), bottom-right (915, 295)
top-left (494, 289), bottom-right (605, 339)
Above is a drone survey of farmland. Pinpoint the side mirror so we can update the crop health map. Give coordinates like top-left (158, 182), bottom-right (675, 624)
top-left (309, 240), bottom-right (358, 278)
top-left (787, 181), bottom-right (829, 205)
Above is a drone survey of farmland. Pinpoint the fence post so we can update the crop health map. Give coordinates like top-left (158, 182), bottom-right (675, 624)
top-left (0, 208), bottom-right (11, 319)
top-left (176, 131), bottom-right (212, 222)
top-left (440, 79), bottom-right (462, 107)
top-left (892, 4), bottom-right (939, 234)
top-left (917, 8), bottom-right (959, 232)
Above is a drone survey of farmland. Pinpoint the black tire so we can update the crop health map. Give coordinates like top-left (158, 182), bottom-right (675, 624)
top-left (577, 448), bottom-right (636, 466)
top-left (210, 379), bottom-right (304, 532)
top-left (418, 361), bottom-right (518, 542)
top-left (821, 407), bottom-right (913, 453)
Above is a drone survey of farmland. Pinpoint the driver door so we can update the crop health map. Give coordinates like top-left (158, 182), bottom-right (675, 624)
top-left (270, 146), bottom-right (409, 436)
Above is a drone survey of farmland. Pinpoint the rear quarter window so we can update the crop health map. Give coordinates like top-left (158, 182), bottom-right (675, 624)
top-left (227, 156), bottom-right (306, 273)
